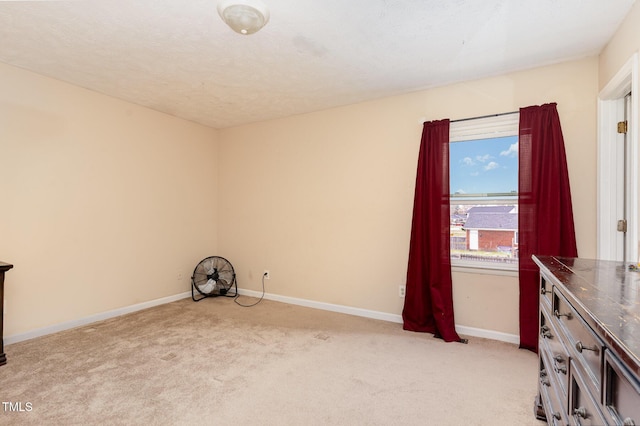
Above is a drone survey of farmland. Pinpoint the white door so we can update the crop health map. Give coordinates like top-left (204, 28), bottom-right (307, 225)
top-left (470, 230), bottom-right (479, 251)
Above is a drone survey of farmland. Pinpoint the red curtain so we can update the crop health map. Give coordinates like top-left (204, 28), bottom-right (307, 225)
top-left (519, 103), bottom-right (578, 352)
top-left (402, 119), bottom-right (461, 342)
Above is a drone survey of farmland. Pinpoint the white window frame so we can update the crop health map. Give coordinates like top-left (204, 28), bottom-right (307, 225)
top-left (450, 113), bottom-right (519, 275)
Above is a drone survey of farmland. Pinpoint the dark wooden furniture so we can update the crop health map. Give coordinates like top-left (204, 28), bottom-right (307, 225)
top-left (0, 261), bottom-right (13, 366)
top-left (533, 255), bottom-right (640, 425)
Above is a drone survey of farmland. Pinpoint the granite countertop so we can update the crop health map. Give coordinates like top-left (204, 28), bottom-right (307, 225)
top-left (533, 255), bottom-right (640, 376)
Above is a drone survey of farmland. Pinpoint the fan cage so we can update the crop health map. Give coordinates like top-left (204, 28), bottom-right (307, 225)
top-left (191, 256), bottom-right (237, 302)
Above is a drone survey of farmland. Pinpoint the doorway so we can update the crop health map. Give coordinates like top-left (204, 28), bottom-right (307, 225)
top-left (598, 54), bottom-right (638, 262)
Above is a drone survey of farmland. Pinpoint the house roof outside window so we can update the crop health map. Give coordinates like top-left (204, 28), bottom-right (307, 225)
top-left (463, 206), bottom-right (518, 231)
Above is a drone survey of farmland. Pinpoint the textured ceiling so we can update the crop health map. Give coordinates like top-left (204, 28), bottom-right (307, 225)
top-left (0, 0), bottom-right (636, 129)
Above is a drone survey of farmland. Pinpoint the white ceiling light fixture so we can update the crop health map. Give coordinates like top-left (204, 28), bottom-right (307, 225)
top-left (217, 0), bottom-right (270, 35)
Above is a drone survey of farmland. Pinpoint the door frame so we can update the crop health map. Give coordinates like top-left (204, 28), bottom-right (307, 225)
top-left (597, 53), bottom-right (639, 262)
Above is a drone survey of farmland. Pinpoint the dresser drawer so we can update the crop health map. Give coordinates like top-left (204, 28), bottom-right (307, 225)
top-left (553, 289), bottom-right (604, 394)
top-left (603, 350), bottom-right (640, 425)
top-left (540, 307), bottom-right (571, 397)
top-left (539, 349), bottom-right (570, 425)
top-left (570, 360), bottom-right (607, 426)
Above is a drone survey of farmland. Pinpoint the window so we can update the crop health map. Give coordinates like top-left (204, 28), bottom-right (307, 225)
top-left (449, 114), bottom-right (519, 271)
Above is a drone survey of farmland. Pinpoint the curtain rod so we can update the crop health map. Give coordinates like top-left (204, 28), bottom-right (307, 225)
top-left (450, 110), bottom-right (518, 123)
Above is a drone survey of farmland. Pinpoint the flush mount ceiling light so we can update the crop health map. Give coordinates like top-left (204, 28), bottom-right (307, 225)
top-left (217, 0), bottom-right (270, 35)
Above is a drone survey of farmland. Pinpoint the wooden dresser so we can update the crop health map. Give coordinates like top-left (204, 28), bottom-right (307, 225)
top-left (533, 256), bottom-right (640, 425)
top-left (0, 261), bottom-right (14, 366)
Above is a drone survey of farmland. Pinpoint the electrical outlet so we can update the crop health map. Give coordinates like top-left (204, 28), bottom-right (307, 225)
top-left (264, 270), bottom-right (270, 279)
top-left (399, 285), bottom-right (406, 297)
top-left (177, 270), bottom-right (183, 281)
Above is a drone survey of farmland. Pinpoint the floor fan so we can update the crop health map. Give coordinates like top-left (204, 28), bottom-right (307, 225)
top-left (191, 256), bottom-right (237, 302)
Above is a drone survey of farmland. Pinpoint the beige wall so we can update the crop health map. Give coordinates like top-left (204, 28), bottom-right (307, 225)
top-left (218, 57), bottom-right (599, 336)
top-left (0, 55), bottom-right (602, 340)
top-left (599, 0), bottom-right (640, 89)
top-left (0, 62), bottom-right (219, 337)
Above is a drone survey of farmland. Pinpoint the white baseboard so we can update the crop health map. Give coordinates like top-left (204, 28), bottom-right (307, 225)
top-left (4, 291), bottom-right (192, 345)
top-left (454, 325), bottom-right (520, 345)
top-left (237, 288), bottom-right (520, 345)
top-left (237, 288), bottom-right (405, 324)
top-left (5, 288), bottom-right (520, 347)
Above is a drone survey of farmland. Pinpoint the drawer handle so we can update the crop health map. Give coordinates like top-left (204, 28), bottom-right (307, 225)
top-left (554, 309), bottom-right (573, 319)
top-left (623, 418), bottom-right (636, 426)
top-left (541, 378), bottom-right (550, 387)
top-left (574, 407), bottom-right (588, 418)
top-left (575, 341), bottom-right (598, 354)
top-left (553, 364), bottom-right (567, 374)
top-left (553, 354), bottom-right (567, 374)
top-left (541, 287), bottom-right (551, 295)
top-left (553, 412), bottom-right (561, 420)
top-left (540, 325), bottom-right (553, 339)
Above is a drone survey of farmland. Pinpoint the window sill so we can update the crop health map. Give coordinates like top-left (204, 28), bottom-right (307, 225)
top-left (451, 263), bottom-right (519, 277)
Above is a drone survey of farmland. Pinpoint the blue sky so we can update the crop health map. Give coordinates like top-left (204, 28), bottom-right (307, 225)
top-left (449, 135), bottom-right (518, 195)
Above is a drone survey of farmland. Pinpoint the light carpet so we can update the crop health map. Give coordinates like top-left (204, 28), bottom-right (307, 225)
top-left (0, 297), bottom-right (541, 425)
